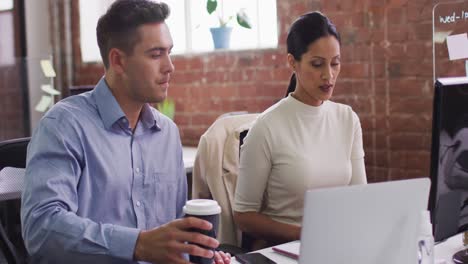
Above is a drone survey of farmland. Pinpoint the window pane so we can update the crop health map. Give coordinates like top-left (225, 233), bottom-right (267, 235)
top-left (224, 0), bottom-right (258, 49)
top-left (258, 0), bottom-right (278, 48)
top-left (79, 0), bottom-right (187, 61)
top-left (188, 0), bottom-right (278, 52)
top-left (79, 0), bottom-right (114, 63)
top-left (0, 0), bottom-right (13, 11)
top-left (79, 0), bottom-right (278, 60)
top-left (164, 0), bottom-right (186, 54)
top-left (189, 0), bottom-right (215, 52)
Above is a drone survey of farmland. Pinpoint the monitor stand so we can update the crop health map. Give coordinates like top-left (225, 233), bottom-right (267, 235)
top-left (454, 231), bottom-right (468, 263)
top-left (454, 249), bottom-right (468, 263)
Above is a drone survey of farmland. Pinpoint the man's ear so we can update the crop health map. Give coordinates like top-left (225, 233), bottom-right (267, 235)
top-left (108, 48), bottom-right (126, 74)
top-left (287, 53), bottom-right (296, 71)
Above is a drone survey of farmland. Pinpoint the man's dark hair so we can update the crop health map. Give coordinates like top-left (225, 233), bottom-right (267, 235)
top-left (96, 0), bottom-right (170, 68)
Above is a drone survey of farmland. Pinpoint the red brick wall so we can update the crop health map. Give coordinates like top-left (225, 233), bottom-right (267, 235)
top-left (69, 0), bottom-right (459, 183)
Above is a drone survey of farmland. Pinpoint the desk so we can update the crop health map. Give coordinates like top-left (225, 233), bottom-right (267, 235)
top-left (231, 241), bottom-right (298, 264)
top-left (231, 236), bottom-right (463, 264)
top-left (434, 233), bottom-right (465, 263)
top-left (0, 146), bottom-right (198, 201)
top-left (182, 146), bottom-right (197, 173)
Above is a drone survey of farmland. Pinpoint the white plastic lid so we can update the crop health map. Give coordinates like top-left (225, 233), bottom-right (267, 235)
top-left (419, 210), bottom-right (433, 236)
top-left (183, 199), bottom-right (221, 216)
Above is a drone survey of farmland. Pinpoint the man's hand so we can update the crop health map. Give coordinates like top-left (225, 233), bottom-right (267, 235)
top-left (134, 217), bottom-right (220, 263)
top-left (214, 251), bottom-right (231, 264)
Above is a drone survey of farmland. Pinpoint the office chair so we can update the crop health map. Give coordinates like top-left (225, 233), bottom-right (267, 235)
top-left (0, 137), bottom-right (30, 264)
top-left (192, 113), bottom-right (258, 256)
top-left (236, 129), bottom-right (257, 251)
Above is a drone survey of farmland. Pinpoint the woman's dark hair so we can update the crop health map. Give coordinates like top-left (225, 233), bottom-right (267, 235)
top-left (96, 0), bottom-right (170, 69)
top-left (285, 11), bottom-right (341, 97)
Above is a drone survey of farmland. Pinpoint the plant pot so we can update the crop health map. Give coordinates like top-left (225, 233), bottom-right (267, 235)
top-left (210, 27), bottom-right (233, 49)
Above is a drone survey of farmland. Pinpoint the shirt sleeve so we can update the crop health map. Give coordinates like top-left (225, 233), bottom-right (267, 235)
top-left (234, 119), bottom-right (272, 212)
top-left (21, 116), bottom-right (140, 260)
top-left (350, 112), bottom-right (367, 185)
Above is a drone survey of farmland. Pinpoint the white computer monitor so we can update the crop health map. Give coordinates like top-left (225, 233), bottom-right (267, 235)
top-left (299, 178), bottom-right (430, 264)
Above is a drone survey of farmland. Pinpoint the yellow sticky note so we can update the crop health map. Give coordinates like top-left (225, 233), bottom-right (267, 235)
top-left (40, 60), bottom-right (56, 78)
top-left (35, 95), bottom-right (53, 112)
top-left (41, 84), bottom-right (60, 95)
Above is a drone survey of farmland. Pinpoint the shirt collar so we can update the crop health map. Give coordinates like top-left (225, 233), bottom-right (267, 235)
top-left (286, 93), bottom-right (328, 116)
top-left (140, 103), bottom-right (161, 131)
top-left (92, 77), bottom-right (160, 131)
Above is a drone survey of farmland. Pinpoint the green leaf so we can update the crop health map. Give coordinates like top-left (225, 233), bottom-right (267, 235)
top-left (236, 9), bottom-right (252, 29)
top-left (206, 0), bottom-right (217, 15)
top-left (156, 98), bottom-right (175, 120)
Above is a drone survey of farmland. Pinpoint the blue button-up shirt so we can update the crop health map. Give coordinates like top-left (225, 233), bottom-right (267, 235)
top-left (21, 78), bottom-right (187, 263)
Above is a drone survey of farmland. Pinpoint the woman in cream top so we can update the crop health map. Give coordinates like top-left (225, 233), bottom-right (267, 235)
top-left (233, 11), bottom-right (367, 249)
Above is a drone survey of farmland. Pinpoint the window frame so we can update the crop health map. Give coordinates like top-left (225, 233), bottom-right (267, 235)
top-left (76, 0), bottom-right (278, 63)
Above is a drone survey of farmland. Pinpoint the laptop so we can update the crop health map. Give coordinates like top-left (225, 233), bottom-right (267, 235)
top-left (296, 178), bottom-right (431, 264)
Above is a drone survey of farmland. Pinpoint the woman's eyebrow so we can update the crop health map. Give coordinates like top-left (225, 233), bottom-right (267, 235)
top-left (309, 55), bottom-right (341, 60)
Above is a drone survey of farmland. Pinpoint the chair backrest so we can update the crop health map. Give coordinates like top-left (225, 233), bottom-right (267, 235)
top-left (0, 137), bottom-right (30, 171)
top-left (236, 129), bottom-right (258, 250)
top-left (192, 114), bottom-right (258, 248)
top-left (238, 130), bottom-right (248, 158)
top-left (0, 137), bottom-right (30, 264)
top-left (217, 111), bottom-right (248, 119)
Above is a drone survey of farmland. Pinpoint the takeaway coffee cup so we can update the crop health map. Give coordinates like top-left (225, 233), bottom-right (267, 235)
top-left (183, 199), bottom-right (221, 264)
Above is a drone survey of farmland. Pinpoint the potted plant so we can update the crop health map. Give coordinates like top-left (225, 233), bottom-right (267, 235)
top-left (156, 98), bottom-right (175, 120)
top-left (206, 0), bottom-right (251, 49)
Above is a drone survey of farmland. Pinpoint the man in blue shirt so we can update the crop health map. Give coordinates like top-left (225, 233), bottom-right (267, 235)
top-left (21, 1), bottom-right (230, 263)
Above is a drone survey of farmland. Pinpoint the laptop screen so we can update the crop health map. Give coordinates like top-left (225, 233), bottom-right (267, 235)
top-left (299, 178), bottom-right (430, 264)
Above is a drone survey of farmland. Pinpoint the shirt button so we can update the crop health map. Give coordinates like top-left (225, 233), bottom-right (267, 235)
top-left (135, 167), bottom-right (140, 173)
top-left (136, 201), bottom-right (141, 207)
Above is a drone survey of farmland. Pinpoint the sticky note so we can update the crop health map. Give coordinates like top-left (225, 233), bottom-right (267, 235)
top-left (40, 60), bottom-right (56, 78)
top-left (446, 33), bottom-right (468, 61)
top-left (433, 30), bottom-right (452, 44)
top-left (35, 95), bottom-right (53, 112)
top-left (41, 84), bottom-right (60, 95)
